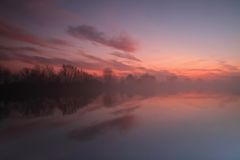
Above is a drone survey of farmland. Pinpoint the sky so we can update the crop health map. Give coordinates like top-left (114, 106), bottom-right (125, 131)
top-left (0, 0), bottom-right (239, 77)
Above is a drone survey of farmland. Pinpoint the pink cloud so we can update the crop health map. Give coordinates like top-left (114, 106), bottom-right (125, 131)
top-left (68, 25), bottom-right (137, 52)
top-left (110, 52), bottom-right (141, 62)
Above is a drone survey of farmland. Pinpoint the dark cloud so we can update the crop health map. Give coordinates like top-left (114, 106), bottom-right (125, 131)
top-left (0, 51), bottom-right (71, 66)
top-left (79, 52), bottom-right (137, 71)
top-left (110, 51), bottom-right (141, 62)
top-left (0, 20), bottom-right (71, 48)
top-left (68, 25), bottom-right (137, 52)
top-left (79, 51), bottom-right (107, 64)
top-left (0, 44), bottom-right (41, 54)
top-left (0, 47), bottom-right (102, 70)
top-left (181, 68), bottom-right (225, 74)
top-left (48, 38), bottom-right (72, 47)
top-left (219, 61), bottom-right (239, 72)
top-left (0, 45), bottom-right (99, 70)
top-left (0, 20), bottom-right (51, 48)
top-left (0, 52), bottom-right (12, 61)
top-left (0, 46), bottom-right (138, 72)
top-left (109, 60), bottom-right (135, 71)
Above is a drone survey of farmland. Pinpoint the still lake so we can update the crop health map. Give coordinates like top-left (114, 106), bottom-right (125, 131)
top-left (1, 92), bottom-right (240, 160)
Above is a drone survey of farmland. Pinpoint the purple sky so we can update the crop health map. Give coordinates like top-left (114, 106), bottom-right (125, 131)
top-left (0, 0), bottom-right (240, 77)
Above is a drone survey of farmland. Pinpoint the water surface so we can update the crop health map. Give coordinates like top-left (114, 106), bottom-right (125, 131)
top-left (1, 92), bottom-right (240, 160)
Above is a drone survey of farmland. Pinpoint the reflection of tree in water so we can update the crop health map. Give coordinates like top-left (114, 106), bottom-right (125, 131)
top-left (0, 92), bottom-right (141, 120)
top-left (57, 96), bottom-right (97, 115)
top-left (0, 92), bottom-right (137, 120)
top-left (0, 93), bottom-right (100, 119)
top-left (0, 102), bottom-right (10, 120)
top-left (103, 92), bottom-right (115, 107)
top-left (102, 92), bottom-right (134, 108)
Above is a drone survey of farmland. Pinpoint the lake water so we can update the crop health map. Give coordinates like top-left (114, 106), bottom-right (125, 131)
top-left (1, 92), bottom-right (240, 160)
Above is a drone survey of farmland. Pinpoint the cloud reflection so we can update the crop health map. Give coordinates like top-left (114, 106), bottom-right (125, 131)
top-left (69, 115), bottom-right (136, 141)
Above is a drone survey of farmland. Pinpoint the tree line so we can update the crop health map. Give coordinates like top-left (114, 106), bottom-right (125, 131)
top-left (0, 64), bottom-right (161, 100)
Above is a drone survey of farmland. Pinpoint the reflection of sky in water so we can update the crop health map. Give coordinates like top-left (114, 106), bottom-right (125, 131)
top-left (1, 93), bottom-right (240, 160)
